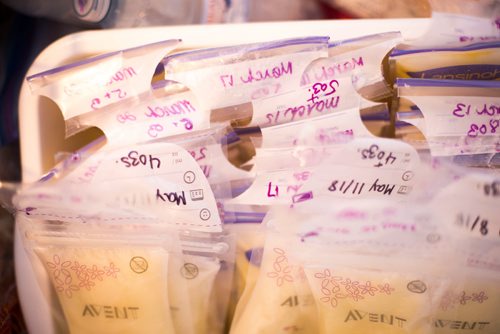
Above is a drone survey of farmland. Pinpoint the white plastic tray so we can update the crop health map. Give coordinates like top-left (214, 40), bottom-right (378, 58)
top-left (17, 19), bottom-right (430, 334)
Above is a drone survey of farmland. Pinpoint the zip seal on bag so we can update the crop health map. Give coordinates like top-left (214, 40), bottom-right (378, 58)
top-left (26, 39), bottom-right (181, 121)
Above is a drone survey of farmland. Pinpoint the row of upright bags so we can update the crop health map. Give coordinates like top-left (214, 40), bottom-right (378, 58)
top-left (230, 171), bottom-right (500, 334)
top-left (15, 5), bottom-right (500, 333)
top-left (19, 38), bottom-right (240, 334)
top-left (17, 35), bottom-right (343, 334)
top-left (226, 5), bottom-right (500, 333)
top-left (389, 1), bottom-right (500, 167)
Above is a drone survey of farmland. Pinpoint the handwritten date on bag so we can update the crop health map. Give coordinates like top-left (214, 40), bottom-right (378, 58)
top-left (156, 189), bottom-right (187, 206)
top-left (301, 57), bottom-right (364, 85)
top-left (452, 103), bottom-right (500, 118)
top-left (220, 61), bottom-right (293, 88)
top-left (64, 66), bottom-right (137, 97)
top-left (119, 151), bottom-right (161, 169)
top-left (451, 103), bottom-right (500, 138)
top-left (328, 179), bottom-right (365, 195)
top-left (144, 100), bottom-right (196, 118)
top-left (328, 178), bottom-right (396, 196)
top-left (455, 213), bottom-right (493, 237)
top-left (483, 181), bottom-right (499, 197)
top-left (265, 96), bottom-right (340, 125)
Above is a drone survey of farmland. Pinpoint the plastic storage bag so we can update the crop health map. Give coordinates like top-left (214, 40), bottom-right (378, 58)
top-left (162, 36), bottom-right (329, 120)
top-left (395, 78), bottom-right (500, 166)
top-left (26, 39), bottom-right (180, 121)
